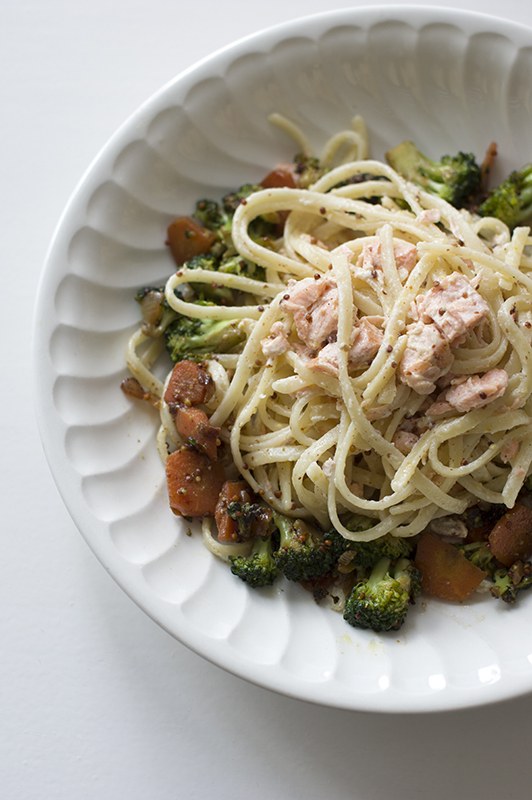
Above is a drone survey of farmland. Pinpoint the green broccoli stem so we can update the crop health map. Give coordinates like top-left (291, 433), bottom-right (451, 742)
top-left (365, 556), bottom-right (392, 590)
top-left (394, 557), bottom-right (410, 576)
top-left (490, 571), bottom-right (513, 601)
top-left (274, 512), bottom-right (303, 547)
top-left (229, 534), bottom-right (278, 588)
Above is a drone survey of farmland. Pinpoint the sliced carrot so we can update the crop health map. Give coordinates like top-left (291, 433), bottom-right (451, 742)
top-left (174, 406), bottom-right (220, 460)
top-left (163, 360), bottom-right (214, 408)
top-left (488, 504), bottom-right (532, 567)
top-left (165, 448), bottom-right (225, 517)
top-left (166, 216), bottom-right (217, 266)
top-left (414, 532), bottom-right (487, 602)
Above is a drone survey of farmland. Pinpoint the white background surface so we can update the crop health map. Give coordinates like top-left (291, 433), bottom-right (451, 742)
top-left (5, 1), bottom-right (532, 798)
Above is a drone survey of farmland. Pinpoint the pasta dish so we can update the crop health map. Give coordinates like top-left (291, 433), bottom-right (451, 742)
top-left (123, 115), bottom-right (532, 631)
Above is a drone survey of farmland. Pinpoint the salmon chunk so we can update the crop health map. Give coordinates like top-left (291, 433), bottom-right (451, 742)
top-left (393, 430), bottom-right (420, 455)
top-left (260, 321), bottom-right (290, 358)
top-left (433, 369), bottom-right (508, 413)
top-left (399, 322), bottom-right (454, 394)
top-left (348, 318), bottom-right (384, 368)
top-left (281, 276), bottom-right (339, 349)
top-left (305, 342), bottom-right (340, 376)
top-left (413, 273), bottom-right (489, 343)
top-left (306, 318), bottom-right (383, 377)
top-left (356, 238), bottom-right (417, 280)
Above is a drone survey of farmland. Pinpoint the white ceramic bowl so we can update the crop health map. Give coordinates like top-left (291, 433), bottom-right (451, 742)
top-left (34, 5), bottom-right (532, 713)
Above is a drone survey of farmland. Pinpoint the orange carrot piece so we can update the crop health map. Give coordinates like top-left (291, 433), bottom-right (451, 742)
top-left (165, 448), bottom-right (225, 517)
top-left (414, 532), bottom-right (487, 602)
top-left (260, 168), bottom-right (297, 189)
top-left (488, 504), bottom-right (532, 567)
top-left (174, 406), bottom-right (220, 461)
top-left (166, 216), bottom-right (217, 266)
top-left (163, 360), bottom-right (213, 408)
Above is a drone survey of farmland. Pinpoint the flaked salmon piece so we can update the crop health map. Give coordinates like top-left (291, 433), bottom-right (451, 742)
top-left (349, 318), bottom-right (384, 368)
top-left (393, 430), bottom-right (420, 455)
top-left (280, 275), bottom-right (339, 349)
top-left (305, 342), bottom-right (340, 376)
top-left (432, 368), bottom-right (508, 413)
top-left (355, 237), bottom-right (417, 281)
top-left (393, 239), bottom-right (418, 273)
top-left (416, 209), bottom-right (441, 224)
top-left (425, 399), bottom-right (454, 417)
top-left (305, 318), bottom-right (383, 377)
top-left (260, 321), bottom-right (290, 358)
top-left (413, 272), bottom-right (489, 343)
top-left (356, 239), bottom-right (381, 279)
top-left (398, 322), bottom-right (454, 394)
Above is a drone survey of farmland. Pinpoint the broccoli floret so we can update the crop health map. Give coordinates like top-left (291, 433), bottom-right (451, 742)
top-left (456, 541), bottom-right (496, 575)
top-left (458, 541), bottom-right (532, 604)
top-left (386, 140), bottom-right (482, 208)
top-left (226, 500), bottom-right (274, 541)
top-left (185, 254), bottom-right (235, 304)
top-left (293, 153), bottom-right (326, 189)
top-left (229, 535), bottom-right (278, 588)
top-left (343, 556), bottom-right (422, 632)
top-left (196, 185), bottom-right (279, 254)
top-left (272, 513), bottom-right (346, 583)
top-left (478, 164), bottom-right (532, 228)
top-left (164, 316), bottom-right (245, 362)
top-left (224, 183), bottom-right (282, 241)
top-left (185, 253), bottom-right (219, 271)
top-left (490, 561), bottom-right (532, 604)
top-left (222, 183), bottom-right (263, 215)
top-left (187, 226), bottom-right (264, 283)
top-left (343, 518), bottom-right (414, 570)
top-left (194, 198), bottom-right (230, 232)
top-left (460, 503), bottom-right (506, 535)
top-left (348, 535), bottom-right (414, 570)
top-left (217, 252), bottom-right (265, 281)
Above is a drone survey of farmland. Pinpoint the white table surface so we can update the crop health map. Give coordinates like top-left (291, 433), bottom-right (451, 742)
top-left (5, 1), bottom-right (532, 797)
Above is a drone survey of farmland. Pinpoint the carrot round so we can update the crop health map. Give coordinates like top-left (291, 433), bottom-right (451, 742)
top-left (165, 448), bottom-right (225, 517)
top-left (414, 532), bottom-right (487, 601)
